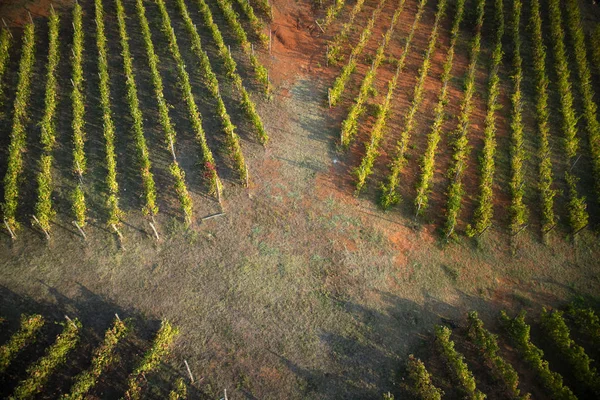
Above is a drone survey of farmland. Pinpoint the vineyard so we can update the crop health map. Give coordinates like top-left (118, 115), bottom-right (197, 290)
top-left (1, 0), bottom-right (600, 398)
top-left (0, 314), bottom-right (182, 399)
top-left (401, 304), bottom-right (600, 400)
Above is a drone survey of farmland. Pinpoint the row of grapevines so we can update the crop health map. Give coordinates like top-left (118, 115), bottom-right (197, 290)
top-left (467, 311), bottom-right (528, 399)
top-left (541, 309), bottom-right (600, 392)
top-left (527, 0), bottom-right (557, 235)
top-left (115, 0), bottom-right (158, 217)
top-left (321, 0), bottom-right (345, 30)
top-left (564, 0), bottom-right (600, 209)
top-left (194, 0), bottom-right (268, 144)
top-left (174, 0), bottom-right (248, 185)
top-left (63, 317), bottom-right (129, 400)
top-left (251, 0), bottom-right (273, 20)
top-left (70, 3), bottom-right (87, 229)
top-left (96, 0), bottom-right (123, 227)
top-left (232, 0), bottom-right (268, 46)
top-left (0, 27), bottom-right (12, 103)
top-left (339, 0), bottom-right (409, 147)
top-left (135, 0), bottom-right (194, 224)
top-left (168, 378), bottom-right (187, 400)
top-left (466, 0), bottom-right (504, 236)
top-left (123, 320), bottom-right (179, 400)
top-left (34, 8), bottom-right (59, 236)
top-left (328, 0), bottom-right (387, 107)
top-left (413, 0), bottom-right (466, 215)
top-left (500, 310), bottom-right (576, 400)
top-left (214, 0), bottom-right (270, 91)
top-left (548, 0), bottom-right (588, 234)
top-left (1, 22), bottom-right (35, 235)
top-left (440, 0), bottom-right (485, 238)
top-left (566, 304), bottom-right (600, 345)
top-left (508, 0), bottom-right (528, 235)
top-left (11, 318), bottom-right (82, 399)
top-left (356, 0), bottom-right (446, 196)
top-left (406, 354), bottom-right (443, 399)
top-left (373, 0), bottom-right (444, 204)
top-left (0, 314), bottom-right (44, 374)
top-left (435, 325), bottom-right (486, 400)
top-left (590, 26), bottom-right (600, 77)
top-left (326, 0), bottom-right (366, 65)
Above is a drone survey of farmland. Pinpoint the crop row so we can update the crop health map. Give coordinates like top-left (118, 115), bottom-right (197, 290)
top-left (435, 325), bottom-right (486, 400)
top-left (376, 0), bottom-right (443, 207)
top-left (413, 0), bottom-right (465, 215)
top-left (326, 0), bottom-right (366, 65)
top-left (96, 0), bottom-right (123, 228)
top-left (251, 0), bottom-right (273, 20)
top-left (501, 310), bottom-right (576, 400)
top-left (508, 0), bottom-right (528, 236)
top-left (11, 318), bottom-right (81, 399)
top-left (328, 0), bottom-right (387, 107)
top-left (406, 355), bottom-right (443, 399)
top-left (548, 0), bottom-right (588, 234)
top-left (321, 0), bottom-right (345, 30)
top-left (233, 0), bottom-right (269, 46)
top-left (70, 3), bottom-right (87, 229)
top-left (195, 0), bottom-right (269, 145)
top-left (174, 0), bottom-right (248, 185)
top-left (467, 311), bottom-right (527, 399)
top-left (567, 304), bottom-right (600, 345)
top-left (466, 0), bottom-right (504, 237)
top-left (564, 0), bottom-right (600, 210)
top-left (339, 0), bottom-right (408, 147)
top-left (442, 0), bottom-right (485, 238)
top-left (123, 320), bottom-right (179, 400)
top-left (214, 0), bottom-right (270, 91)
top-left (63, 317), bottom-right (129, 400)
top-left (0, 27), bottom-right (12, 103)
top-left (0, 314), bottom-right (44, 374)
top-left (528, 0), bottom-right (557, 235)
top-left (136, 0), bottom-right (194, 224)
top-left (116, 0), bottom-right (158, 217)
top-left (1, 21), bottom-right (35, 236)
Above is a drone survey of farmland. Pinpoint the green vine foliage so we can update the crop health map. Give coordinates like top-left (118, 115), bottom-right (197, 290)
top-left (541, 308), bottom-right (600, 394)
top-left (115, 0), bottom-right (158, 217)
top-left (414, 0), bottom-right (465, 215)
top-left (340, 0), bottom-right (408, 148)
top-left (123, 320), bottom-right (179, 400)
top-left (11, 319), bottom-right (82, 399)
top-left (406, 355), bottom-right (444, 400)
top-left (326, 0), bottom-right (366, 65)
top-left (566, 304), bottom-right (600, 345)
top-left (232, 0), bottom-right (269, 46)
top-left (500, 310), bottom-right (576, 400)
top-left (194, 0), bottom-right (268, 144)
top-left (135, 0), bottom-right (194, 222)
top-left (0, 27), bottom-right (13, 105)
top-left (0, 315), bottom-right (44, 374)
top-left (435, 325), bottom-right (486, 400)
top-left (329, 0), bottom-right (387, 107)
top-left (63, 318), bottom-right (129, 400)
top-left (2, 22), bottom-right (35, 233)
top-left (466, 0), bottom-right (504, 237)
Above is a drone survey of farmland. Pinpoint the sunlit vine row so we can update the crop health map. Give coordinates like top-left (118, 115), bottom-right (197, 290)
top-left (548, 0), bottom-right (588, 234)
top-left (466, 0), bottom-right (504, 236)
top-left (370, 0), bottom-right (443, 204)
top-left (340, 0), bottom-right (408, 147)
top-left (406, 355), bottom-right (443, 399)
top-left (115, 0), bottom-right (158, 217)
top-left (70, 3), bottom-right (87, 229)
top-left (232, 0), bottom-right (269, 46)
top-left (96, 0), bottom-right (123, 227)
top-left (328, 0), bottom-right (387, 107)
top-left (214, 0), bottom-right (270, 91)
top-left (1, 21), bottom-right (35, 235)
top-left (413, 0), bottom-right (465, 215)
top-left (326, 0), bottom-right (366, 65)
top-left (136, 0), bottom-right (194, 223)
top-left (175, 0), bottom-right (248, 185)
top-left (440, 0), bottom-right (484, 238)
top-left (0, 27), bottom-right (12, 103)
top-left (0, 315), bottom-right (44, 374)
top-left (194, 0), bottom-right (268, 144)
top-left (321, 0), bottom-right (345, 30)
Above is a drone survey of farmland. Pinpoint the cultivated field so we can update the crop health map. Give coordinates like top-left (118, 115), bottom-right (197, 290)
top-left (0, 0), bottom-right (600, 397)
